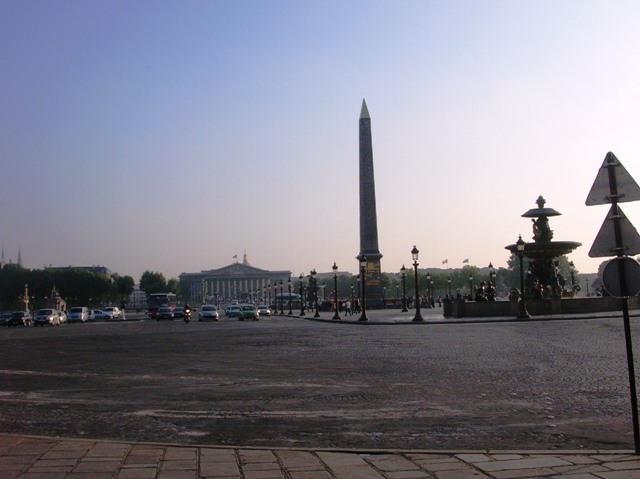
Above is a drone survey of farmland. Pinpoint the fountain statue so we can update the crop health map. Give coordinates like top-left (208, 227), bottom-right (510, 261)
top-left (505, 196), bottom-right (582, 298)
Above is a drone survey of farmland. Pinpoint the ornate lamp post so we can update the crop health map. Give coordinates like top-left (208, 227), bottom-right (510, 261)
top-left (586, 278), bottom-right (590, 297)
top-left (447, 277), bottom-right (452, 297)
top-left (426, 273), bottom-right (431, 307)
top-left (332, 262), bottom-right (340, 320)
top-left (469, 274), bottom-right (473, 298)
top-left (400, 265), bottom-right (408, 312)
top-left (311, 269), bottom-right (320, 318)
top-left (298, 274), bottom-right (305, 316)
top-left (358, 257), bottom-right (368, 321)
top-left (23, 284), bottom-right (30, 312)
top-left (411, 246), bottom-right (423, 322)
top-left (488, 262), bottom-right (495, 286)
top-left (267, 283), bottom-right (272, 310)
top-left (516, 235), bottom-right (531, 319)
top-left (287, 277), bottom-right (293, 314)
top-left (279, 280), bottom-right (284, 314)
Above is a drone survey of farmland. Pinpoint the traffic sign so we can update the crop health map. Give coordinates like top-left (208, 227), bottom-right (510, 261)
top-left (589, 205), bottom-right (640, 257)
top-left (603, 257), bottom-right (640, 298)
top-left (585, 152), bottom-right (640, 206)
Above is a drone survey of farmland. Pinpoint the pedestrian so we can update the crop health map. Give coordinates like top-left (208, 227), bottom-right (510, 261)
top-left (344, 300), bottom-right (352, 316)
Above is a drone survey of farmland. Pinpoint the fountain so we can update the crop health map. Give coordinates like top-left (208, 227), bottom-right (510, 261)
top-left (505, 196), bottom-right (582, 298)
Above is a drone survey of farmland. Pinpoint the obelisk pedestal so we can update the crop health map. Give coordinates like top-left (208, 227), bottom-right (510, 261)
top-left (358, 99), bottom-right (383, 307)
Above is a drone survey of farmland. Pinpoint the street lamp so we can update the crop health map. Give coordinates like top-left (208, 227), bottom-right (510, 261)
top-left (488, 262), bottom-right (495, 286)
top-left (298, 274), bottom-right (305, 316)
top-left (358, 257), bottom-right (368, 321)
top-left (287, 277), bottom-right (293, 315)
top-left (426, 273), bottom-right (431, 308)
top-left (279, 280), bottom-right (284, 314)
top-left (469, 274), bottom-right (474, 299)
top-left (332, 262), bottom-right (340, 320)
top-left (311, 269), bottom-right (320, 318)
top-left (268, 283), bottom-right (271, 310)
top-left (400, 265), bottom-right (408, 312)
top-left (447, 277), bottom-right (452, 297)
top-left (411, 246), bottom-right (423, 322)
top-left (516, 235), bottom-right (531, 319)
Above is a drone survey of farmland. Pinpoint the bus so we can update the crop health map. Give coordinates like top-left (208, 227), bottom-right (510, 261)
top-left (146, 293), bottom-right (178, 318)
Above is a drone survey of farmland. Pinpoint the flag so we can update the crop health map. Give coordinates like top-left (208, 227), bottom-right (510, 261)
top-left (462, 258), bottom-right (469, 263)
top-left (233, 254), bottom-right (238, 259)
top-left (442, 259), bottom-right (448, 264)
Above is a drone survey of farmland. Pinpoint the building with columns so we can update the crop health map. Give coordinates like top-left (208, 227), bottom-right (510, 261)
top-left (179, 253), bottom-right (291, 304)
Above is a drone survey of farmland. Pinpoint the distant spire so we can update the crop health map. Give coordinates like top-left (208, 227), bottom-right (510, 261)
top-left (17, 247), bottom-right (22, 268)
top-left (0, 246), bottom-right (4, 269)
top-left (360, 98), bottom-right (370, 119)
top-left (243, 249), bottom-right (249, 266)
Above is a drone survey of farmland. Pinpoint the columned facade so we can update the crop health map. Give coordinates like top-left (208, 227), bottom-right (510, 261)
top-left (179, 262), bottom-right (291, 305)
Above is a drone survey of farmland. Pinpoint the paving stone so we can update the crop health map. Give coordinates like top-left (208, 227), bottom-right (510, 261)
top-left (164, 446), bottom-right (198, 460)
top-left (116, 466), bottom-right (159, 478)
top-left (317, 451), bottom-right (370, 468)
top-left (363, 453), bottom-right (422, 472)
top-left (275, 449), bottom-right (324, 470)
top-left (475, 456), bottom-right (572, 472)
top-left (161, 459), bottom-right (198, 470)
top-left (330, 464), bottom-right (386, 479)
top-left (490, 467), bottom-right (558, 478)
top-left (457, 453), bottom-right (492, 463)
top-left (242, 468), bottom-right (286, 479)
top-left (72, 460), bottom-right (124, 473)
top-left (200, 460), bottom-right (241, 476)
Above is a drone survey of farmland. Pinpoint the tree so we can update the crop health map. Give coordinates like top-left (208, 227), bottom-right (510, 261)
top-left (115, 275), bottom-right (135, 302)
top-left (139, 271), bottom-right (167, 295)
top-left (167, 278), bottom-right (179, 295)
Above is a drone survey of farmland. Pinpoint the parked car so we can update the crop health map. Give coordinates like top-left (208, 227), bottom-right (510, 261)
top-left (102, 306), bottom-right (123, 320)
top-left (172, 307), bottom-right (184, 319)
top-left (198, 305), bottom-right (219, 321)
top-left (67, 306), bottom-right (88, 323)
top-left (92, 309), bottom-right (107, 320)
top-left (225, 305), bottom-right (241, 318)
top-left (257, 305), bottom-right (271, 317)
top-left (156, 307), bottom-right (174, 320)
top-left (33, 308), bottom-right (61, 326)
top-left (0, 313), bottom-right (11, 326)
top-left (8, 311), bottom-right (32, 327)
top-left (238, 304), bottom-right (259, 321)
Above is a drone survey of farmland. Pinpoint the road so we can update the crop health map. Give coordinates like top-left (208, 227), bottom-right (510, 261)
top-left (0, 315), bottom-right (637, 451)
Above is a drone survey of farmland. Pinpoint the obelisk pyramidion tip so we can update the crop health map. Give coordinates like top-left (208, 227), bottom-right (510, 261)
top-left (360, 99), bottom-right (370, 119)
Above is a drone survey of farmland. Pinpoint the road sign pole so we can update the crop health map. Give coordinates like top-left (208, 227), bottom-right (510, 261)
top-left (607, 158), bottom-right (640, 454)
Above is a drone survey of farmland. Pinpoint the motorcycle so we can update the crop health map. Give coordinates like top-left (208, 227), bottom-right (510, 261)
top-left (183, 307), bottom-right (191, 323)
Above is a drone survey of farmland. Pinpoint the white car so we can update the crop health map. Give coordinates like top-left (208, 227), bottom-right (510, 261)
top-left (225, 305), bottom-right (241, 317)
top-left (67, 306), bottom-right (89, 323)
top-left (198, 305), bottom-right (219, 321)
top-left (102, 306), bottom-right (123, 320)
top-left (33, 309), bottom-right (61, 326)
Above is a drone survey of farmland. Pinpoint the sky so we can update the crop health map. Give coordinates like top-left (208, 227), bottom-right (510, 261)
top-left (2, 0), bottom-right (640, 282)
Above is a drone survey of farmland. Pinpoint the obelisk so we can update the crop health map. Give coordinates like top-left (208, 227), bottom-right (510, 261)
top-left (358, 99), bottom-right (383, 306)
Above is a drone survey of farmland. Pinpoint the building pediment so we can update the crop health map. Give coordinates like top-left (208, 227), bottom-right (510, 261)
top-left (205, 262), bottom-right (269, 277)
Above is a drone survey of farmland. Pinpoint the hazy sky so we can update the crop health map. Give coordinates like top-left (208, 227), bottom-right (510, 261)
top-left (2, 0), bottom-right (640, 282)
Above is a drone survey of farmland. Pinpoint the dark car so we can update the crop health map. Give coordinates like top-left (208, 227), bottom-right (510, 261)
top-left (0, 313), bottom-right (12, 326)
top-left (172, 307), bottom-right (184, 319)
top-left (156, 307), bottom-right (174, 320)
top-left (8, 311), bottom-right (32, 327)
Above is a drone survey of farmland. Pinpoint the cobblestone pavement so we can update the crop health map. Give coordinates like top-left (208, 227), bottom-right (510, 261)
top-left (1, 310), bottom-right (639, 454)
top-left (2, 433), bottom-right (640, 479)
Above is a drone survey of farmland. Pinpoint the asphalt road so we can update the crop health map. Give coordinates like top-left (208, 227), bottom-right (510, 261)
top-left (0, 315), bottom-right (637, 451)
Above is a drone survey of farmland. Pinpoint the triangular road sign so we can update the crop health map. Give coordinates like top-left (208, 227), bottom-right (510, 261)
top-left (589, 204), bottom-right (640, 257)
top-left (585, 152), bottom-right (640, 206)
